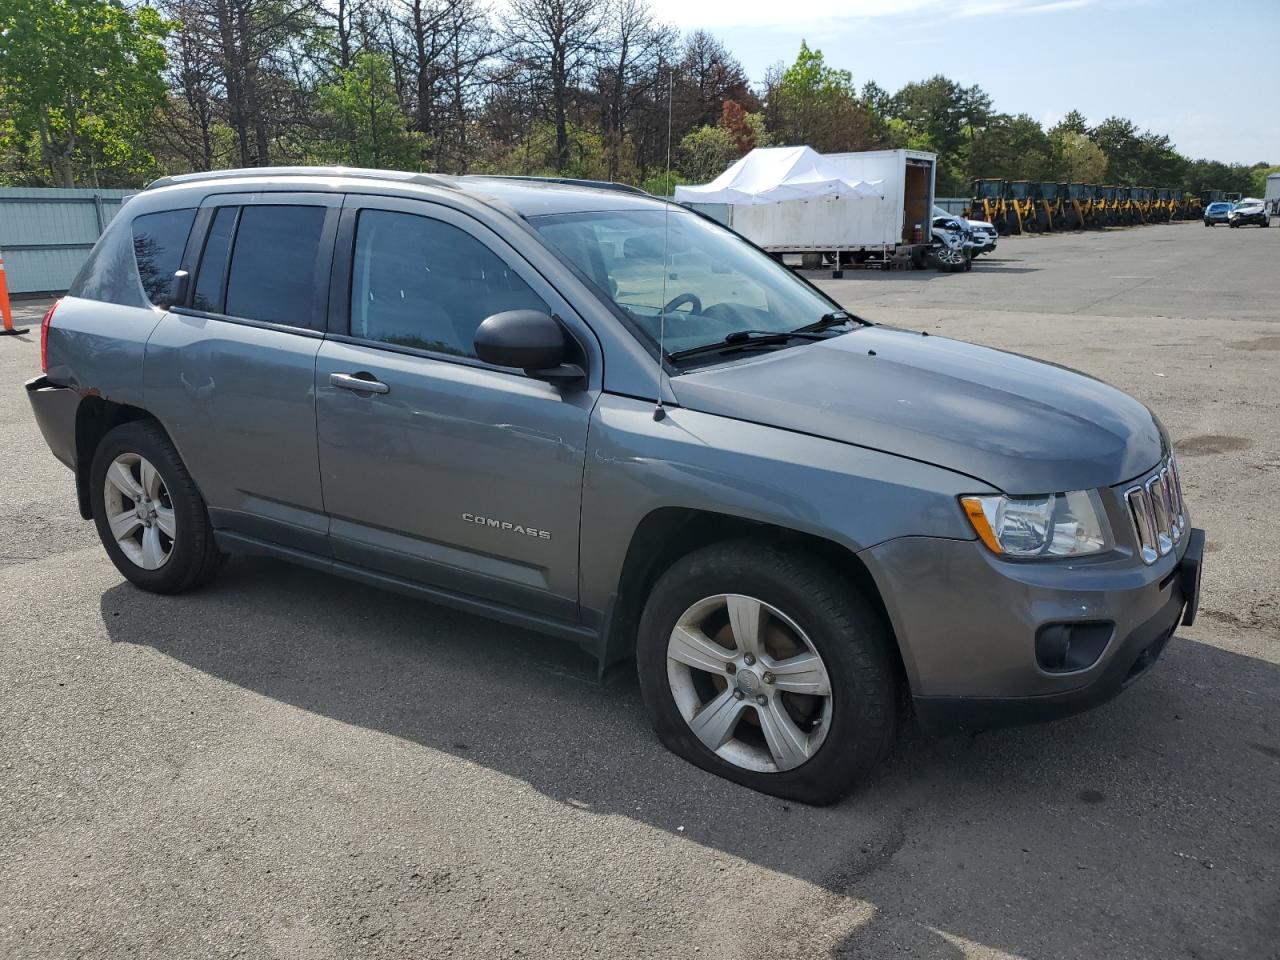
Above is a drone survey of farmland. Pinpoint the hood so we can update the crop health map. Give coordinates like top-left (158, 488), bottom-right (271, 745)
top-left (670, 327), bottom-right (1166, 495)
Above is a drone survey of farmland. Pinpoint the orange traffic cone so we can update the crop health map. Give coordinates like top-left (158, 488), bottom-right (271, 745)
top-left (0, 248), bottom-right (30, 336)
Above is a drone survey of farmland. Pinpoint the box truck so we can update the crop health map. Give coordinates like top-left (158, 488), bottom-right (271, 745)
top-left (676, 147), bottom-right (937, 269)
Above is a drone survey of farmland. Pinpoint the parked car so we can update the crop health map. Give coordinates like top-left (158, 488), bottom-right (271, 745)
top-left (27, 168), bottom-right (1204, 804)
top-left (933, 205), bottom-right (997, 256)
top-left (1228, 198), bottom-right (1269, 228)
top-left (930, 215), bottom-right (974, 271)
top-left (1204, 201), bottom-right (1233, 226)
top-left (966, 219), bottom-right (999, 255)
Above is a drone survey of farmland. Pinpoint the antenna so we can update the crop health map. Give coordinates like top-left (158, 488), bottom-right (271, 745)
top-left (653, 67), bottom-right (674, 422)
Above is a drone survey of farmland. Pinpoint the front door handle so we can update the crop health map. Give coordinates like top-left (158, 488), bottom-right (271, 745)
top-left (330, 372), bottom-right (390, 395)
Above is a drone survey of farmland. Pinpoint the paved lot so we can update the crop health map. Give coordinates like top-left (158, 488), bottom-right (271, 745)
top-left (3, 222), bottom-right (1278, 959)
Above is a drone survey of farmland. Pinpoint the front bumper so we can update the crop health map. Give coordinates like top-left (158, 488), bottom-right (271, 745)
top-left (861, 525), bottom-right (1204, 734)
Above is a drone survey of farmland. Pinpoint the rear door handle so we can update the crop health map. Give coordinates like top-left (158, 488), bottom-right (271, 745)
top-left (330, 372), bottom-right (390, 395)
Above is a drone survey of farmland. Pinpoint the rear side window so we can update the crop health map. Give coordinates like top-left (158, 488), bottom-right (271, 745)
top-left (223, 205), bottom-right (326, 326)
top-left (131, 208), bottom-right (196, 307)
top-left (350, 209), bottom-right (546, 358)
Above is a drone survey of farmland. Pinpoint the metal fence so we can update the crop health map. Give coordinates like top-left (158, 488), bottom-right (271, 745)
top-left (934, 197), bottom-right (969, 216)
top-left (0, 187), bottom-right (135, 295)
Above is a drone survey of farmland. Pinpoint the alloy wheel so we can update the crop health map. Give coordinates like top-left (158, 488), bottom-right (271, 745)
top-left (666, 594), bottom-right (833, 773)
top-left (103, 452), bottom-right (175, 570)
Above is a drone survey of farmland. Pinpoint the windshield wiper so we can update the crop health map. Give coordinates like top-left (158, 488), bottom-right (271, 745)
top-left (667, 329), bottom-right (823, 363)
top-left (792, 310), bottom-right (870, 334)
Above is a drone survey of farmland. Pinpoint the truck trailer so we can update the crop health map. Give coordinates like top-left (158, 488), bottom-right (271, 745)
top-left (675, 147), bottom-right (937, 270)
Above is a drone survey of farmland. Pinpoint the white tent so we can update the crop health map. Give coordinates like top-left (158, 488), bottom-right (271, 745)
top-left (673, 146), bottom-right (884, 206)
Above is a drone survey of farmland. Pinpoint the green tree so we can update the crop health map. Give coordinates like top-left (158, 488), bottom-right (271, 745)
top-left (1183, 158), bottom-right (1260, 196)
top-left (1134, 132), bottom-right (1186, 186)
top-left (771, 41), bottom-right (873, 152)
top-left (1250, 164), bottom-right (1280, 198)
top-left (1049, 109), bottom-right (1089, 137)
top-left (0, 0), bottom-right (168, 186)
top-left (678, 124), bottom-right (737, 183)
top-left (639, 171), bottom-right (684, 196)
top-left (488, 121), bottom-right (610, 180)
top-left (1053, 131), bottom-right (1108, 183)
top-left (1089, 116), bottom-right (1142, 183)
top-left (315, 52), bottom-right (423, 170)
top-left (965, 113), bottom-right (1053, 184)
top-left (890, 75), bottom-right (992, 163)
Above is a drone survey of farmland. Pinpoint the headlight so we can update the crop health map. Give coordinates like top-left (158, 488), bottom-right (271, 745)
top-left (960, 490), bottom-right (1113, 558)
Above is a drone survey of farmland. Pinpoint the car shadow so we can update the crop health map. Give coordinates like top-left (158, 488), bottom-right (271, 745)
top-left (99, 557), bottom-right (1279, 957)
top-left (971, 264), bottom-right (1041, 274)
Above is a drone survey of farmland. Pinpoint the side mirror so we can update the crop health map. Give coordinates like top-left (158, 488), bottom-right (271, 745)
top-left (473, 310), bottom-right (584, 386)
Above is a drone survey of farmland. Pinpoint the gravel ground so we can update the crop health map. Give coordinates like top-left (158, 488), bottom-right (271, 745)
top-left (2, 221), bottom-right (1277, 960)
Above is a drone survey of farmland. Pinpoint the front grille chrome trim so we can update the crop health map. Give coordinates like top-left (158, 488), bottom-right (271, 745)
top-left (1148, 471), bottom-right (1174, 556)
top-left (1125, 456), bottom-right (1186, 565)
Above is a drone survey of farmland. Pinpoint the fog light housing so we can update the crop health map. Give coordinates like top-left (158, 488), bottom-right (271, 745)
top-left (1035, 622), bottom-right (1113, 673)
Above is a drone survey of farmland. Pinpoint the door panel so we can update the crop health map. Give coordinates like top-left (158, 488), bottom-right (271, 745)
top-left (143, 193), bottom-right (339, 552)
top-left (315, 340), bottom-right (591, 617)
top-left (145, 314), bottom-right (327, 551)
top-left (314, 197), bottom-right (597, 619)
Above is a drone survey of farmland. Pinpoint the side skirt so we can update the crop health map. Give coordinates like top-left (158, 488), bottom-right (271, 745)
top-left (214, 530), bottom-right (602, 651)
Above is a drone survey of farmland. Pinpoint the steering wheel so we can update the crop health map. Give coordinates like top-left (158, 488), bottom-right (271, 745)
top-left (663, 292), bottom-right (702, 314)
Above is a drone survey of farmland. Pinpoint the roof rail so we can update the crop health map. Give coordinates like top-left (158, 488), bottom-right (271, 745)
top-left (471, 175), bottom-right (650, 196)
top-left (144, 166), bottom-right (457, 192)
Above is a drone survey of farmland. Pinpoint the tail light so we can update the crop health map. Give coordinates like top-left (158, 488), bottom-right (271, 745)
top-left (40, 299), bottom-right (60, 373)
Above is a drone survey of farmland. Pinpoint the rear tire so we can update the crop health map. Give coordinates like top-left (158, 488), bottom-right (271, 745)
top-left (90, 420), bottom-right (225, 594)
top-left (636, 540), bottom-right (897, 805)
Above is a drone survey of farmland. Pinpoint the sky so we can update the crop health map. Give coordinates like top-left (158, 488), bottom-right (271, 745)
top-left (649, 0), bottom-right (1279, 165)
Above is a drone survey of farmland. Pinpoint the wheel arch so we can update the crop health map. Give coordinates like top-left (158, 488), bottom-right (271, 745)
top-left (74, 397), bottom-right (165, 520)
top-left (599, 507), bottom-right (906, 686)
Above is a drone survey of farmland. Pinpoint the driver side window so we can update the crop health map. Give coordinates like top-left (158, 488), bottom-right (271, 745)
top-left (350, 209), bottom-right (547, 358)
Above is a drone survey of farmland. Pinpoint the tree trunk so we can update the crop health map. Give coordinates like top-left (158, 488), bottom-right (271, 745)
top-left (412, 0), bottom-right (431, 136)
top-left (216, 0), bottom-right (252, 167)
top-left (337, 0), bottom-right (352, 69)
top-left (552, 50), bottom-right (568, 171)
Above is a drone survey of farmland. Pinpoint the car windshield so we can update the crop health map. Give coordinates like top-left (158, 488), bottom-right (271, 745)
top-left (530, 207), bottom-right (841, 358)
top-left (1208, 203), bottom-right (1232, 213)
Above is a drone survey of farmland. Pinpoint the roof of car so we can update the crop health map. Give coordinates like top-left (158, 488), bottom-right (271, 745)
top-left (144, 166), bottom-right (668, 218)
top-left (458, 176), bottom-right (664, 216)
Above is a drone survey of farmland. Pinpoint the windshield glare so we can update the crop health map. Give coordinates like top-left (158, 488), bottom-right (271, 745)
top-left (531, 208), bottom-right (839, 357)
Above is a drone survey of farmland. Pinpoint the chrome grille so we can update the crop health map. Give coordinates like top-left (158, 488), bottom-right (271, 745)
top-left (1125, 456), bottom-right (1186, 564)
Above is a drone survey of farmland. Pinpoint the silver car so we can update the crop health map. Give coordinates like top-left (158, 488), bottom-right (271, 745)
top-left (27, 167), bottom-right (1204, 804)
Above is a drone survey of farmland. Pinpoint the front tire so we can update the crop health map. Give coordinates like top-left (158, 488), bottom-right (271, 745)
top-left (636, 540), bottom-right (897, 805)
top-left (90, 420), bottom-right (225, 594)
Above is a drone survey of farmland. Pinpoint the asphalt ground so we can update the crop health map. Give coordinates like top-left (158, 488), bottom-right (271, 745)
top-left (2, 220), bottom-right (1277, 959)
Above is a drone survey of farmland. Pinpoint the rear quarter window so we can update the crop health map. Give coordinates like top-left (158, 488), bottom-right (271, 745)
top-left (67, 212), bottom-right (148, 308)
top-left (131, 208), bottom-right (197, 307)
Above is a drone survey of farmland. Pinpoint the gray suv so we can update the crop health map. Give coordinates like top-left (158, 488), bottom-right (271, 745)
top-left (26, 167), bottom-right (1204, 804)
